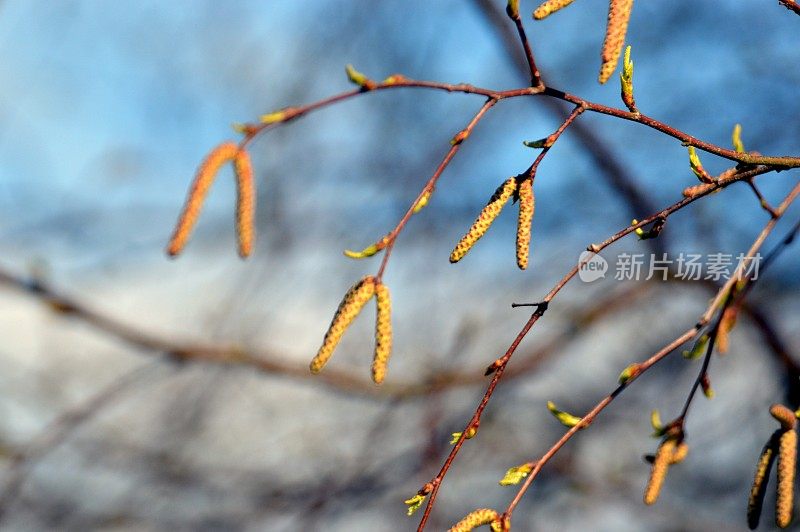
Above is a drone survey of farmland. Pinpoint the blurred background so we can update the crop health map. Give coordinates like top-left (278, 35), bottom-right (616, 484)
top-left (0, 1), bottom-right (799, 530)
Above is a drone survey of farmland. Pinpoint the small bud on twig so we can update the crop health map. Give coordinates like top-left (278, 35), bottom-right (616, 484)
top-left (700, 374), bottom-right (714, 399)
top-left (344, 244), bottom-right (380, 259)
top-left (732, 123), bottom-right (746, 154)
top-left (688, 146), bottom-right (714, 183)
top-left (682, 334), bottom-right (709, 360)
top-left (499, 462), bottom-right (535, 486)
top-left (381, 73), bottom-right (407, 85)
top-left (506, 0), bottom-right (520, 19)
top-left (619, 45), bottom-right (637, 112)
top-left (650, 409), bottom-right (665, 437)
top-left (522, 138), bottom-right (548, 149)
top-left (451, 129), bottom-right (470, 146)
top-left (259, 108), bottom-right (292, 124)
top-left (404, 492), bottom-right (427, 516)
top-left (413, 190), bottom-right (432, 214)
top-left (450, 424), bottom-right (478, 445)
top-left (547, 400), bottom-right (583, 428)
top-left (344, 236), bottom-right (390, 260)
top-left (345, 63), bottom-right (376, 90)
top-left (618, 362), bottom-right (641, 384)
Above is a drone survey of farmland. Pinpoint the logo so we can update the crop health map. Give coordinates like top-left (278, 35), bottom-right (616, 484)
top-left (578, 250), bottom-right (608, 282)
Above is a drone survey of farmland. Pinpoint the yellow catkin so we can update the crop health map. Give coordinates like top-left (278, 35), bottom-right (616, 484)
top-left (771, 404), bottom-right (798, 431)
top-left (167, 141), bottom-right (239, 256)
top-left (670, 441), bottom-right (689, 464)
top-left (532, 0), bottom-right (576, 19)
top-left (450, 178), bottom-right (517, 263)
top-left (516, 177), bottom-right (535, 270)
top-left (371, 282), bottom-right (392, 384)
top-left (777, 429), bottom-right (797, 528)
top-left (644, 438), bottom-right (675, 505)
top-left (598, 0), bottom-right (634, 84)
top-left (310, 276), bottom-right (375, 374)
top-left (233, 149), bottom-right (256, 258)
top-left (748, 433), bottom-right (778, 530)
top-left (448, 508), bottom-right (500, 532)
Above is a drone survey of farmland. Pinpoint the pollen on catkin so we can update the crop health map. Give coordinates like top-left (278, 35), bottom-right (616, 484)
top-left (233, 149), bottom-right (256, 258)
top-left (532, 0), bottom-right (575, 20)
top-left (167, 141), bottom-right (239, 257)
top-left (310, 276), bottom-right (376, 374)
top-left (776, 428), bottom-right (797, 528)
top-left (371, 282), bottom-right (392, 384)
top-left (644, 438), bottom-right (676, 505)
top-left (516, 177), bottom-right (534, 270)
top-left (448, 508), bottom-right (501, 532)
top-left (598, 0), bottom-right (634, 84)
top-left (748, 433), bottom-right (778, 530)
top-left (450, 177), bottom-right (517, 263)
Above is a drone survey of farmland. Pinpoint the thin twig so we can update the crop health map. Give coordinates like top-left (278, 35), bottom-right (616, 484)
top-left (499, 181), bottom-right (800, 525)
top-left (377, 98), bottom-right (497, 279)
top-left (779, 0), bottom-right (800, 16)
top-left (505, 1), bottom-right (544, 88)
top-left (416, 166), bottom-right (792, 529)
top-left (746, 179), bottom-right (779, 217)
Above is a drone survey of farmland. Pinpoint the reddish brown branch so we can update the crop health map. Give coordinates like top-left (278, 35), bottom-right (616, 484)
top-left (779, 0), bottom-right (800, 15)
top-left (498, 181), bottom-right (800, 525)
top-left (376, 98), bottom-right (497, 279)
top-left (542, 86), bottom-right (800, 168)
top-left (416, 169), bottom-right (796, 529)
top-left (505, 1), bottom-right (544, 88)
top-left (240, 75), bottom-right (800, 171)
top-left (504, 327), bottom-right (698, 516)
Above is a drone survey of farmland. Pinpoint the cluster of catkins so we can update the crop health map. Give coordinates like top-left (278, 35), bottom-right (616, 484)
top-left (167, 141), bottom-right (255, 258)
top-left (309, 276), bottom-right (393, 385)
top-left (449, 174), bottom-right (535, 270)
top-left (748, 404), bottom-right (797, 529)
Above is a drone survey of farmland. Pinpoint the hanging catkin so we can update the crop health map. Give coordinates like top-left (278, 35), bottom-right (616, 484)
top-left (233, 149), bottom-right (256, 258)
top-left (598, 0), bottom-right (634, 84)
top-left (310, 276), bottom-right (376, 374)
top-left (168, 142), bottom-right (239, 256)
top-left (371, 282), bottom-right (393, 384)
top-left (516, 177), bottom-right (535, 270)
top-left (450, 177), bottom-right (517, 263)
